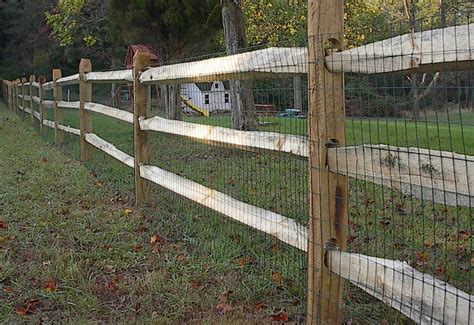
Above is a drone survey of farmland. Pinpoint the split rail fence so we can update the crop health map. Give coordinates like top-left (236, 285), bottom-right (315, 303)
top-left (1, 1), bottom-right (473, 323)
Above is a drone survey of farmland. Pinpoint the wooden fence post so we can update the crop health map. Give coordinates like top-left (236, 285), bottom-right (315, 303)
top-left (53, 69), bottom-right (64, 145)
top-left (38, 76), bottom-right (46, 134)
top-left (79, 59), bottom-right (93, 161)
top-left (15, 80), bottom-right (20, 114)
top-left (307, 0), bottom-right (348, 324)
top-left (11, 81), bottom-right (14, 113)
top-left (133, 51), bottom-right (151, 206)
top-left (7, 82), bottom-right (11, 111)
top-left (29, 75), bottom-right (35, 123)
top-left (21, 78), bottom-right (26, 120)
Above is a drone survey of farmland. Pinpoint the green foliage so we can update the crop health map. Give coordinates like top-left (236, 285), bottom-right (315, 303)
top-left (108, 0), bottom-right (222, 61)
top-left (243, 0), bottom-right (307, 46)
top-left (45, 0), bottom-right (85, 47)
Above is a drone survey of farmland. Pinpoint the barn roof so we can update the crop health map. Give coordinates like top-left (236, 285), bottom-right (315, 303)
top-left (125, 45), bottom-right (159, 68)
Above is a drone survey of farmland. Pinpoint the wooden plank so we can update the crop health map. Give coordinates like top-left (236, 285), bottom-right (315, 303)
top-left (140, 47), bottom-right (307, 85)
top-left (57, 124), bottom-right (80, 136)
top-left (31, 82), bottom-right (39, 88)
top-left (79, 59), bottom-right (93, 161)
top-left (326, 23), bottom-right (474, 74)
top-left (32, 96), bottom-right (40, 104)
top-left (84, 70), bottom-right (133, 84)
top-left (133, 51), bottom-right (151, 206)
top-left (38, 76), bottom-right (46, 134)
top-left (43, 119), bottom-right (55, 129)
top-left (140, 116), bottom-right (308, 157)
top-left (18, 77), bottom-right (27, 120)
top-left (42, 100), bottom-right (54, 110)
top-left (43, 82), bottom-right (54, 91)
top-left (140, 164), bottom-right (308, 251)
top-left (328, 145), bottom-right (474, 207)
top-left (326, 248), bottom-right (473, 325)
top-left (22, 95), bottom-right (31, 101)
top-left (33, 110), bottom-right (40, 120)
top-left (307, 0), bottom-right (347, 323)
top-left (29, 75), bottom-right (35, 123)
top-left (58, 101), bottom-right (80, 109)
top-left (56, 73), bottom-right (80, 86)
top-left (84, 102), bottom-right (133, 123)
top-left (53, 69), bottom-right (64, 144)
top-left (84, 133), bottom-right (134, 168)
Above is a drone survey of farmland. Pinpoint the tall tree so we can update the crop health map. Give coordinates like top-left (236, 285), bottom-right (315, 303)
top-left (222, 0), bottom-right (256, 130)
top-left (109, 0), bottom-right (221, 120)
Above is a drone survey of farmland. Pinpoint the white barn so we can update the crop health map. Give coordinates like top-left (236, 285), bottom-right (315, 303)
top-left (181, 81), bottom-right (231, 115)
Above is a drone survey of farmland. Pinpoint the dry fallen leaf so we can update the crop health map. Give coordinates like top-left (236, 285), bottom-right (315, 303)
top-left (106, 281), bottom-right (118, 291)
top-left (188, 281), bottom-right (200, 289)
top-left (237, 256), bottom-right (252, 266)
top-left (44, 280), bottom-right (57, 292)
top-left (16, 299), bottom-right (40, 316)
top-left (133, 244), bottom-right (143, 252)
top-left (415, 251), bottom-right (429, 267)
top-left (215, 303), bottom-right (232, 314)
top-left (254, 302), bottom-right (265, 311)
top-left (3, 286), bottom-right (13, 293)
top-left (272, 311), bottom-right (289, 322)
top-left (271, 272), bottom-right (282, 285)
top-left (0, 221), bottom-right (7, 229)
top-left (150, 235), bottom-right (165, 245)
top-left (123, 208), bottom-right (133, 215)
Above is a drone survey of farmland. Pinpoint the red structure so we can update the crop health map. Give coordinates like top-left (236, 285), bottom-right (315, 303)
top-left (111, 45), bottom-right (160, 108)
top-left (124, 45), bottom-right (160, 69)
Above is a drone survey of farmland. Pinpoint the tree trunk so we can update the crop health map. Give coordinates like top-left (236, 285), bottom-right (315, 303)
top-left (293, 75), bottom-right (303, 110)
top-left (439, 0), bottom-right (447, 28)
top-left (411, 74), bottom-right (421, 120)
top-left (166, 84), bottom-right (181, 120)
top-left (222, 0), bottom-right (256, 130)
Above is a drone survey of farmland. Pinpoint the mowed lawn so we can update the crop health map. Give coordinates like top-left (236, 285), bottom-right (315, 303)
top-left (0, 105), bottom-right (305, 323)
top-left (2, 102), bottom-right (472, 323)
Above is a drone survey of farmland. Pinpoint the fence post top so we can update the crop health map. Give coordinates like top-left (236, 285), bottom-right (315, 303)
top-left (79, 59), bottom-right (92, 73)
top-left (38, 75), bottom-right (46, 84)
top-left (29, 75), bottom-right (35, 82)
top-left (21, 77), bottom-right (27, 83)
top-left (52, 69), bottom-right (62, 81)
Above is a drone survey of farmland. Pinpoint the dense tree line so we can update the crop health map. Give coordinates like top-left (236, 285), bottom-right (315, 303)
top-left (1, 0), bottom-right (472, 123)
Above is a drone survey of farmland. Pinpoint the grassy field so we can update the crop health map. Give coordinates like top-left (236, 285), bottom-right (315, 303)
top-left (2, 102), bottom-right (472, 323)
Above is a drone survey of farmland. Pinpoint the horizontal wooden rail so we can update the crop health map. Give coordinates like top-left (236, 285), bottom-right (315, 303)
top-left (85, 102), bottom-right (133, 123)
top-left (42, 118), bottom-right (79, 136)
top-left (58, 124), bottom-right (80, 136)
top-left (43, 82), bottom-right (54, 91)
top-left (33, 110), bottom-right (40, 120)
top-left (326, 23), bottom-right (474, 74)
top-left (58, 101), bottom-right (80, 109)
top-left (328, 145), bottom-right (474, 207)
top-left (140, 164), bottom-right (308, 251)
top-left (327, 248), bottom-right (473, 325)
top-left (31, 82), bottom-right (39, 88)
top-left (84, 70), bottom-right (133, 84)
top-left (43, 119), bottom-right (55, 129)
top-left (84, 133), bottom-right (134, 167)
top-left (56, 73), bottom-right (79, 86)
top-left (32, 96), bottom-right (40, 104)
top-left (140, 116), bottom-right (308, 157)
top-left (140, 47), bottom-right (307, 85)
top-left (43, 100), bottom-right (54, 109)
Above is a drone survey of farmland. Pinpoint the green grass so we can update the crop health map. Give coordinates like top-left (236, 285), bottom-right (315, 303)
top-left (3, 103), bottom-right (472, 323)
top-left (0, 106), bottom-right (306, 323)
